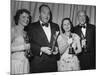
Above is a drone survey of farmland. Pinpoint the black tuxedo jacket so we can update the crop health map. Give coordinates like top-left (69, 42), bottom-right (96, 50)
top-left (27, 21), bottom-right (60, 73)
top-left (73, 24), bottom-right (95, 54)
top-left (73, 23), bottom-right (96, 69)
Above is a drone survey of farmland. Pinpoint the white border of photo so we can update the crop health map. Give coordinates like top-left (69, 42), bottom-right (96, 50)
top-left (0, 0), bottom-right (98, 75)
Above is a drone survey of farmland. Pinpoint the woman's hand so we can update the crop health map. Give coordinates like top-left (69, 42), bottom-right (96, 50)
top-left (24, 43), bottom-right (30, 50)
top-left (52, 47), bottom-right (59, 55)
top-left (68, 38), bottom-right (73, 44)
top-left (81, 39), bottom-right (86, 48)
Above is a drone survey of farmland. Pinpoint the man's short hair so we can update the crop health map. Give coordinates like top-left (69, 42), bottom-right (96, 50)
top-left (77, 10), bottom-right (87, 16)
top-left (39, 4), bottom-right (51, 13)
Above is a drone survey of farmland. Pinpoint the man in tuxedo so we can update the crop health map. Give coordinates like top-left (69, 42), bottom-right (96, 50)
top-left (73, 10), bottom-right (96, 70)
top-left (27, 4), bottom-right (60, 73)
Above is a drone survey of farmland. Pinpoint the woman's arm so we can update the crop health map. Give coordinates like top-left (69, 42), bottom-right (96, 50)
top-left (11, 27), bottom-right (15, 43)
top-left (11, 27), bottom-right (29, 52)
top-left (57, 35), bottom-right (69, 55)
top-left (11, 27), bottom-right (23, 52)
top-left (75, 35), bottom-right (82, 54)
top-left (11, 44), bottom-right (25, 52)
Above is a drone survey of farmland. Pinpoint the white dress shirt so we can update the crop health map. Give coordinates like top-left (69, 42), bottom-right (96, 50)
top-left (81, 23), bottom-right (87, 37)
top-left (39, 21), bottom-right (52, 56)
top-left (40, 21), bottom-right (51, 43)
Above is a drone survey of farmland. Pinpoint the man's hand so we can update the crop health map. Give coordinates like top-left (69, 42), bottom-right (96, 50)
top-left (40, 47), bottom-right (52, 55)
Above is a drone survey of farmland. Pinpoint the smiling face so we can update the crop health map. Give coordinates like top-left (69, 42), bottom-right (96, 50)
top-left (39, 6), bottom-right (50, 24)
top-left (78, 11), bottom-right (86, 25)
top-left (63, 20), bottom-right (71, 32)
top-left (18, 12), bottom-right (29, 26)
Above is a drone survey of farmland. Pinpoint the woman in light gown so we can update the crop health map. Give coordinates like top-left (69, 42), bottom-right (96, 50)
top-left (57, 18), bottom-right (82, 71)
top-left (11, 9), bottom-right (31, 74)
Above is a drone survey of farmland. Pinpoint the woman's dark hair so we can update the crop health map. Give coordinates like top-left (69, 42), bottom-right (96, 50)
top-left (61, 18), bottom-right (73, 33)
top-left (14, 9), bottom-right (31, 25)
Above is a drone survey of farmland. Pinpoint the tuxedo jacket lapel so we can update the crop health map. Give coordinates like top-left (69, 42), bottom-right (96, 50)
top-left (78, 25), bottom-right (87, 38)
top-left (86, 24), bottom-right (89, 39)
top-left (78, 26), bottom-right (83, 38)
top-left (37, 21), bottom-right (50, 45)
top-left (36, 21), bottom-right (56, 47)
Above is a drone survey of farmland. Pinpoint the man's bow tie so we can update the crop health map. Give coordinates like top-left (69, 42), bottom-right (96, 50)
top-left (42, 23), bottom-right (49, 27)
top-left (80, 24), bottom-right (86, 28)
